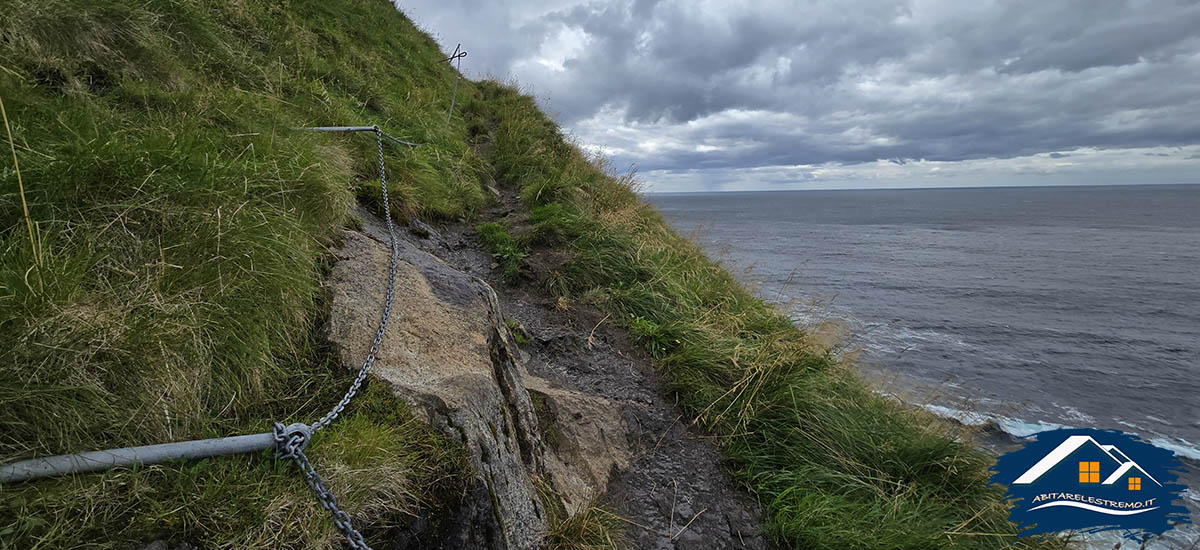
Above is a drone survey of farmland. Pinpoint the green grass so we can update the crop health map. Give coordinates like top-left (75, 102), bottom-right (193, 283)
top-left (1, 382), bottom-right (468, 548)
top-left (477, 220), bottom-right (526, 281)
top-left (543, 499), bottom-right (626, 550)
top-left (506, 317), bottom-right (530, 345)
top-left (467, 80), bottom-right (1070, 549)
top-left (534, 475), bottom-right (624, 550)
top-left (0, 1), bottom-right (1077, 548)
top-left (0, 0), bottom-right (483, 546)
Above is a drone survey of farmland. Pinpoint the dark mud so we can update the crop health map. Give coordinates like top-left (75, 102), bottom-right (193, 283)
top-left (400, 201), bottom-right (775, 550)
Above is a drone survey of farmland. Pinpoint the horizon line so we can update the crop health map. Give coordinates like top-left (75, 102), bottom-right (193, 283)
top-left (642, 181), bottom-right (1200, 195)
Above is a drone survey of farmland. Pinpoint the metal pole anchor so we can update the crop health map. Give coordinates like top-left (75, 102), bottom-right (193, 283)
top-left (0, 432), bottom-right (276, 483)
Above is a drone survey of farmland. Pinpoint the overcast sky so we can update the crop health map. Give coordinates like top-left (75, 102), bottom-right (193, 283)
top-left (396, 0), bottom-right (1200, 192)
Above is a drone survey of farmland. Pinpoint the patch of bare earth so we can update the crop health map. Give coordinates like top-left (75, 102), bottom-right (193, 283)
top-left (407, 198), bottom-right (774, 550)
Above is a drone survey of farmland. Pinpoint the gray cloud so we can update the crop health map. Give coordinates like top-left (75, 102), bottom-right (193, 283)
top-left (397, 0), bottom-right (1200, 186)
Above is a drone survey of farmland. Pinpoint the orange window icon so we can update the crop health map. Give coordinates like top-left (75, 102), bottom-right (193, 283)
top-left (1129, 477), bottom-right (1141, 490)
top-left (1078, 461), bottom-right (1100, 483)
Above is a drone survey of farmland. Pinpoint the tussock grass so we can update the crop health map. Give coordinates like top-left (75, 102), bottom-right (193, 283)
top-left (2, 382), bottom-right (468, 548)
top-left (0, 0), bottom-right (1077, 547)
top-left (476, 220), bottom-right (526, 281)
top-left (543, 501), bottom-right (626, 550)
top-left (535, 476), bottom-right (625, 550)
top-left (0, 0), bottom-right (483, 546)
top-left (468, 80), bottom-right (1069, 549)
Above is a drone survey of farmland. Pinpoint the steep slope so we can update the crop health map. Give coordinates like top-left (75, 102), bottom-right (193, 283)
top-left (0, 1), bottom-right (484, 547)
top-left (1, 1), bottom-right (1069, 549)
top-left (462, 83), bottom-right (1069, 549)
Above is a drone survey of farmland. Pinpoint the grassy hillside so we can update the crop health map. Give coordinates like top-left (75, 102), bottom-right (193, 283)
top-left (0, 1), bottom-right (479, 547)
top-left (466, 86), bottom-right (1067, 549)
top-left (0, 1), bottom-right (1065, 548)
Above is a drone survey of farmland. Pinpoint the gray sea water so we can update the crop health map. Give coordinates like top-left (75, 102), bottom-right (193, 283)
top-left (650, 184), bottom-right (1199, 539)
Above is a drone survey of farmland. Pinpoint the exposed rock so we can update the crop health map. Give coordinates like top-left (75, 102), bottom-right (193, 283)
top-left (408, 218), bottom-right (439, 240)
top-left (525, 374), bottom-right (630, 515)
top-left (328, 205), bottom-right (770, 549)
top-left (415, 198), bottom-right (776, 550)
top-left (328, 225), bottom-right (546, 550)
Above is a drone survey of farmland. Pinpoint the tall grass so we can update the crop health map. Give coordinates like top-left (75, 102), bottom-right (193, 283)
top-left (0, 97), bottom-right (38, 270)
top-left (0, 0), bottom-right (482, 546)
top-left (468, 80), bottom-right (1068, 550)
top-left (0, 0), bottom-right (1077, 547)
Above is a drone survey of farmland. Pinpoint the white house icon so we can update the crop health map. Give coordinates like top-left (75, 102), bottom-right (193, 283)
top-left (1012, 435), bottom-right (1161, 487)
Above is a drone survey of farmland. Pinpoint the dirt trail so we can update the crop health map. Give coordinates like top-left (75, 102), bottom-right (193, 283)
top-left (404, 200), bottom-right (774, 550)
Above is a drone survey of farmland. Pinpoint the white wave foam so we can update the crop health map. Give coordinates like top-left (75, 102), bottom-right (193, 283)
top-left (1056, 404), bottom-right (1096, 424)
top-left (1116, 419), bottom-right (1143, 430)
top-left (921, 404), bottom-right (1069, 437)
top-left (1148, 437), bottom-right (1200, 461)
top-left (921, 404), bottom-right (1200, 460)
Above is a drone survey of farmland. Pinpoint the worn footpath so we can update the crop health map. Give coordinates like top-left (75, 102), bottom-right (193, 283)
top-left (328, 200), bottom-right (773, 549)
top-left (408, 199), bottom-right (774, 550)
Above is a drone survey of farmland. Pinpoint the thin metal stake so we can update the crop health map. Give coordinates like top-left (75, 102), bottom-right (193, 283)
top-left (440, 44), bottom-right (467, 123)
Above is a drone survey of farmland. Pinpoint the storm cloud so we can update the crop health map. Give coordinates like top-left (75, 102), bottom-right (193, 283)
top-left (397, 0), bottom-right (1200, 190)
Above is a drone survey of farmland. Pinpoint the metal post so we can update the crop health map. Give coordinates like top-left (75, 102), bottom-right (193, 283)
top-left (439, 44), bottom-right (467, 123)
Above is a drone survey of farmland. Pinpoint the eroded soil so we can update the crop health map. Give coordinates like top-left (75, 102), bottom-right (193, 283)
top-left (398, 198), bottom-right (775, 550)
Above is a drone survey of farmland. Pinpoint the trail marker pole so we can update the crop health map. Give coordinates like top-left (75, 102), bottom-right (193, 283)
top-left (438, 44), bottom-right (467, 123)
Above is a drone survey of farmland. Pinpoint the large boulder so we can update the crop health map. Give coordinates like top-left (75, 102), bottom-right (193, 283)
top-left (327, 221), bottom-right (546, 549)
top-left (327, 208), bottom-right (636, 548)
top-left (525, 374), bottom-right (630, 515)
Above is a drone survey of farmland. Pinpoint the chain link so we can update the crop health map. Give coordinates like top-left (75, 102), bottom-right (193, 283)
top-left (274, 125), bottom-right (403, 550)
top-left (310, 126), bottom-right (399, 433)
top-left (274, 423), bottom-right (371, 549)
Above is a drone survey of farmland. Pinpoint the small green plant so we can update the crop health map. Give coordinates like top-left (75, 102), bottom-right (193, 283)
top-left (626, 315), bottom-right (679, 359)
top-left (476, 221), bottom-right (526, 281)
top-left (505, 317), bottom-right (530, 345)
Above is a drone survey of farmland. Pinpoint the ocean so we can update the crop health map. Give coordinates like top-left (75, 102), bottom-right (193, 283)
top-left (650, 184), bottom-right (1199, 541)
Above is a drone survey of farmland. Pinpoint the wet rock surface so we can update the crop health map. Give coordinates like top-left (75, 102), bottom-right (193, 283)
top-left (406, 204), bottom-right (775, 550)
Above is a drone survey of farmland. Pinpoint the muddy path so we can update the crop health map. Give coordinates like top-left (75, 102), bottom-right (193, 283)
top-left (401, 198), bottom-right (775, 550)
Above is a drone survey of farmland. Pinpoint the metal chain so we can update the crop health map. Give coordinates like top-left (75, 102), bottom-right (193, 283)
top-left (312, 126), bottom-right (399, 433)
top-left (274, 423), bottom-right (371, 550)
top-left (273, 125), bottom-right (402, 550)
